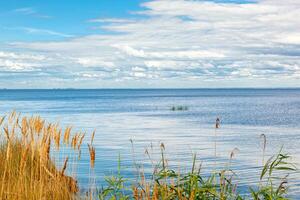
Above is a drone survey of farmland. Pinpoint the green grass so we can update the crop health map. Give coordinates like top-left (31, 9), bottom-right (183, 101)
top-left (98, 145), bottom-right (297, 200)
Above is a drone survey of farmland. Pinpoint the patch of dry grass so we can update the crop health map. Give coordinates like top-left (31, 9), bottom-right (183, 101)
top-left (0, 112), bottom-right (95, 200)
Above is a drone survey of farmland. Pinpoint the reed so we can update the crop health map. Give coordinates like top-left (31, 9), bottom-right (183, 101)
top-left (88, 144), bottom-right (96, 168)
top-left (214, 117), bottom-right (220, 171)
top-left (99, 143), bottom-right (296, 200)
top-left (0, 112), bottom-right (91, 199)
top-left (260, 133), bottom-right (267, 166)
top-left (64, 126), bottom-right (72, 146)
top-left (0, 112), bottom-right (297, 200)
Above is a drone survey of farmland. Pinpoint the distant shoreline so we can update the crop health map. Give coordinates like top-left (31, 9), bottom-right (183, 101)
top-left (1, 87), bottom-right (300, 90)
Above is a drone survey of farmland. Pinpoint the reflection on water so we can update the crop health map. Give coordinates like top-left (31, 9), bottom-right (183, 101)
top-left (0, 89), bottom-right (299, 197)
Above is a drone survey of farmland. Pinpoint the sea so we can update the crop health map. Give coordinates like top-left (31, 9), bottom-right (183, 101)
top-left (0, 89), bottom-right (299, 198)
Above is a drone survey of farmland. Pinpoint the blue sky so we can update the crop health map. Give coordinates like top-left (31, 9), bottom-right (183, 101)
top-left (0, 0), bottom-right (299, 88)
top-left (0, 0), bottom-right (147, 41)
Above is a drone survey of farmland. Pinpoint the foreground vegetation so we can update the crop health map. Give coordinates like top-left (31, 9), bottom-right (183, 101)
top-left (0, 112), bottom-right (297, 199)
top-left (99, 145), bottom-right (296, 200)
top-left (0, 112), bottom-right (85, 199)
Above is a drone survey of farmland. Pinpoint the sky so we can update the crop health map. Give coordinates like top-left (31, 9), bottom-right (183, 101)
top-left (0, 0), bottom-right (299, 88)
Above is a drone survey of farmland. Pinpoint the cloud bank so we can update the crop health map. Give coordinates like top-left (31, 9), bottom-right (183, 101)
top-left (1, 0), bottom-right (300, 88)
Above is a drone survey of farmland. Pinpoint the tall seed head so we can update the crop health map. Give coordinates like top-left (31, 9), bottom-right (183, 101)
top-left (215, 117), bottom-right (221, 129)
top-left (0, 116), bottom-right (5, 126)
top-left (78, 133), bottom-right (85, 150)
top-left (63, 126), bottom-right (72, 146)
top-left (91, 130), bottom-right (95, 145)
top-left (88, 144), bottom-right (95, 168)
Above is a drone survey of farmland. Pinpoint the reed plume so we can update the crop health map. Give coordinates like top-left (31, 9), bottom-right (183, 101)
top-left (91, 129), bottom-right (95, 145)
top-left (88, 144), bottom-right (96, 168)
top-left (228, 147), bottom-right (240, 169)
top-left (63, 126), bottom-right (72, 146)
top-left (215, 117), bottom-right (220, 129)
top-left (78, 133), bottom-right (85, 150)
top-left (0, 116), bottom-right (5, 126)
top-left (260, 133), bottom-right (267, 166)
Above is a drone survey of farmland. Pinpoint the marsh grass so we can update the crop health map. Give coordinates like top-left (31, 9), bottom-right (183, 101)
top-left (0, 112), bottom-right (95, 200)
top-left (250, 149), bottom-right (297, 199)
top-left (99, 143), bottom-right (296, 200)
top-left (0, 112), bottom-right (297, 199)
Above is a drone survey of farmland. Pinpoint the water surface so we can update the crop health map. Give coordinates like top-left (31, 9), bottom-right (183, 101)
top-left (0, 89), bottom-right (299, 197)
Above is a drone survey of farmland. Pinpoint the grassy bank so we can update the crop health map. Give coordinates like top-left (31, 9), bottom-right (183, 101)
top-left (0, 112), bottom-right (297, 199)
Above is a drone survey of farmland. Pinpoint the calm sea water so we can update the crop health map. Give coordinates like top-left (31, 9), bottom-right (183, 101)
top-left (0, 89), bottom-right (300, 197)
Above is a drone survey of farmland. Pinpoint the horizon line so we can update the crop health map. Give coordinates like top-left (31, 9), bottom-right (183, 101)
top-left (1, 87), bottom-right (300, 90)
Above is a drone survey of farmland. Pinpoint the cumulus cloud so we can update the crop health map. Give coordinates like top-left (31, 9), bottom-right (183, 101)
top-left (0, 51), bottom-right (46, 60)
top-left (0, 51), bottom-right (47, 71)
top-left (1, 0), bottom-right (300, 88)
top-left (75, 57), bottom-right (115, 68)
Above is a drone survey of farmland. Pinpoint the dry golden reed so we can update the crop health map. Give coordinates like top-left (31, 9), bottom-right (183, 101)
top-left (91, 129), bottom-right (95, 145)
top-left (78, 133), bottom-right (85, 150)
top-left (64, 126), bottom-right (72, 145)
top-left (0, 112), bottom-right (89, 200)
top-left (88, 143), bottom-right (96, 168)
top-left (61, 157), bottom-right (69, 176)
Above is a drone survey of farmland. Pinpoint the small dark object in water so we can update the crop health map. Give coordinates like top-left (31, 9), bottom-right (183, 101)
top-left (171, 106), bottom-right (188, 111)
top-left (215, 117), bottom-right (220, 128)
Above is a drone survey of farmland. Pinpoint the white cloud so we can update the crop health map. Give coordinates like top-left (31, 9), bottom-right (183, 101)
top-left (274, 33), bottom-right (300, 45)
top-left (81, 73), bottom-right (106, 78)
top-left (131, 71), bottom-right (147, 78)
top-left (113, 45), bottom-right (225, 59)
top-left (14, 7), bottom-right (36, 15)
top-left (13, 7), bottom-right (52, 18)
top-left (0, 59), bottom-right (34, 71)
top-left (0, 51), bottom-right (48, 71)
top-left (0, 51), bottom-right (46, 60)
top-left (21, 27), bottom-right (74, 38)
top-left (2, 0), bottom-right (300, 87)
top-left (88, 18), bottom-right (134, 23)
top-left (76, 57), bottom-right (115, 67)
top-left (112, 45), bottom-right (146, 58)
top-left (132, 66), bottom-right (146, 72)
